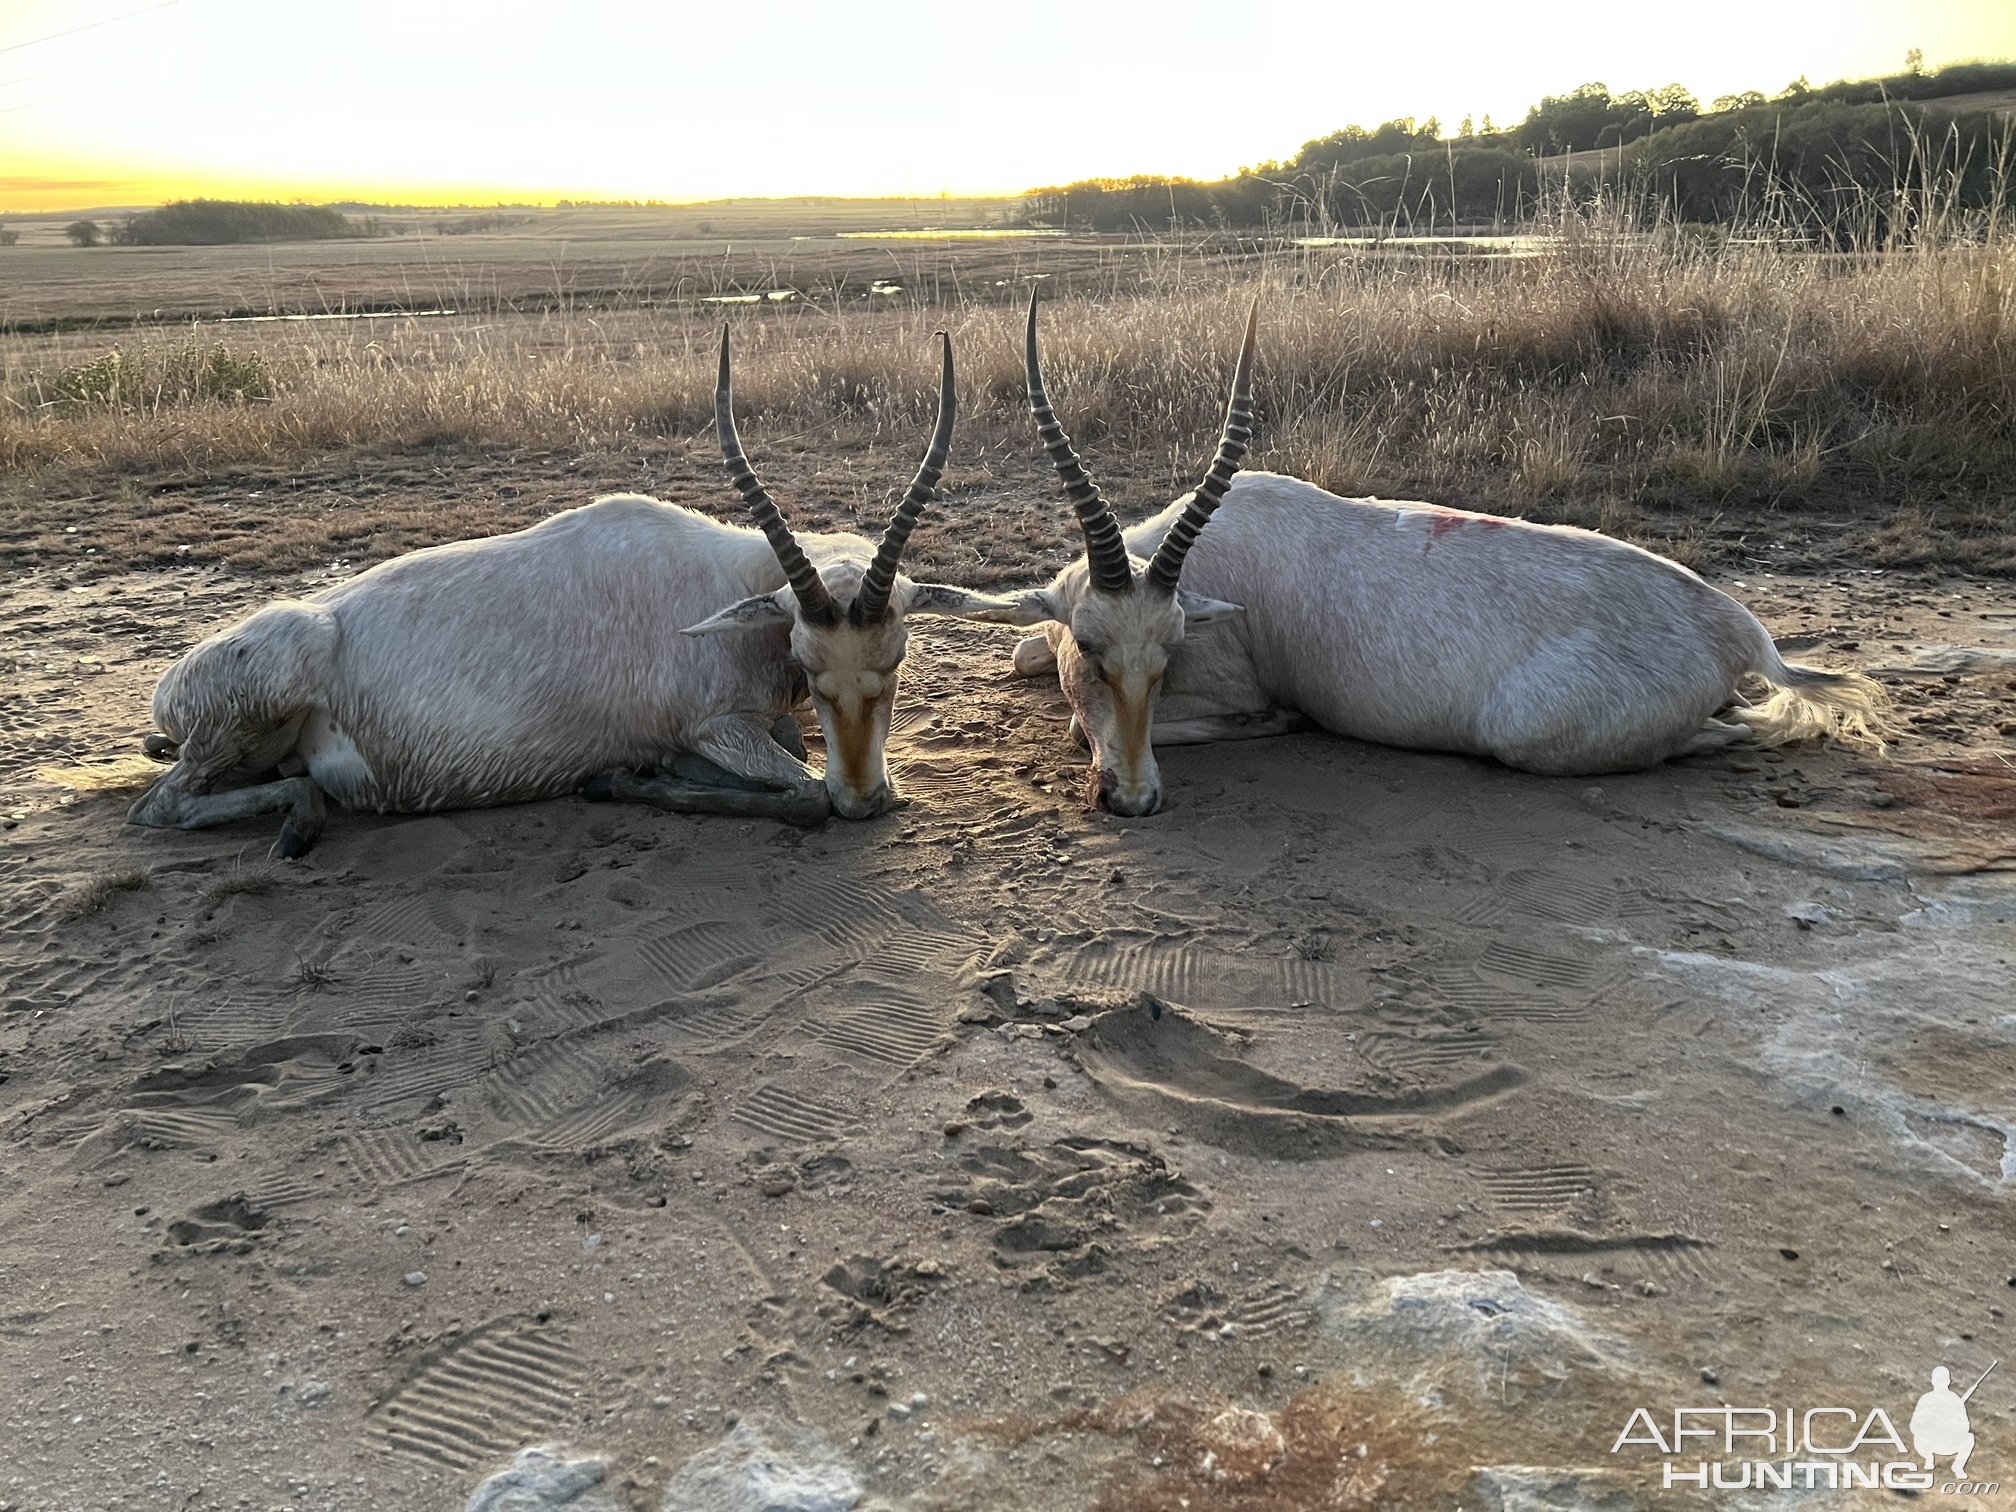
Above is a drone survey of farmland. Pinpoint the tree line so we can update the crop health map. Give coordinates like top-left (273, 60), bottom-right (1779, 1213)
top-left (1018, 59), bottom-right (2016, 234)
top-left (63, 200), bottom-right (388, 247)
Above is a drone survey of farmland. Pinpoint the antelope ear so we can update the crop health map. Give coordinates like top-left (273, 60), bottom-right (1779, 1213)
top-left (681, 590), bottom-right (795, 635)
top-left (1176, 588), bottom-right (1243, 625)
top-left (905, 583), bottom-right (1060, 625)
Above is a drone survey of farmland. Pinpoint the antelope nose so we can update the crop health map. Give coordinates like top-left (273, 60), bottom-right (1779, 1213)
top-left (1093, 769), bottom-right (1162, 818)
top-left (834, 782), bottom-right (894, 820)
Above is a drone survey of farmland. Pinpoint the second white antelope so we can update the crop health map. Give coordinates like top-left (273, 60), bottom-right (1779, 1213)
top-left (130, 328), bottom-right (1028, 854)
top-left (1006, 294), bottom-right (1891, 816)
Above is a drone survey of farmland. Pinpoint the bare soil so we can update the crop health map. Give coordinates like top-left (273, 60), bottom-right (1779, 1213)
top-left (3, 460), bottom-right (2015, 1509)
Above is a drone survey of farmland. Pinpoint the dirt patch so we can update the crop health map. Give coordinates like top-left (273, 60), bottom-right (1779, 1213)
top-left (2, 552), bottom-right (2013, 1510)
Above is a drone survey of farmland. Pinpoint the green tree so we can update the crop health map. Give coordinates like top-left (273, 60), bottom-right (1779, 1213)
top-left (1905, 47), bottom-right (1923, 74)
top-left (65, 220), bottom-right (102, 247)
top-left (1647, 84), bottom-right (1700, 120)
top-left (117, 199), bottom-right (371, 245)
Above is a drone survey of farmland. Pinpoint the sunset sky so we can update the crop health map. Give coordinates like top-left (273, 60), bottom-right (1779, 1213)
top-left (3, 0), bottom-right (2014, 213)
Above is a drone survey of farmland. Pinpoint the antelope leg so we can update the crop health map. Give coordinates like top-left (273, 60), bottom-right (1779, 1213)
top-left (1152, 708), bottom-right (1313, 746)
top-left (129, 769), bottom-right (328, 858)
top-left (583, 715), bottom-right (829, 825)
top-left (584, 769), bottom-right (829, 826)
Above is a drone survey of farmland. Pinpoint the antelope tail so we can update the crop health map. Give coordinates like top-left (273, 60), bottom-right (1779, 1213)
top-left (1729, 633), bottom-right (1898, 752)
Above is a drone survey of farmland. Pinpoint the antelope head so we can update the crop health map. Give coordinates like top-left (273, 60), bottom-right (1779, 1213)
top-left (1010, 292), bottom-right (1257, 816)
top-left (684, 326), bottom-right (1033, 817)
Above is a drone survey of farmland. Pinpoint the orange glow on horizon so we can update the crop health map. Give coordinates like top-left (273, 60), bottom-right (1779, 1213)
top-left (3, 0), bottom-right (2014, 215)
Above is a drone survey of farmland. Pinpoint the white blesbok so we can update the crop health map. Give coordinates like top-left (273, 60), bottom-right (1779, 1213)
top-left (1005, 293), bottom-right (1891, 816)
top-left (130, 328), bottom-right (1029, 854)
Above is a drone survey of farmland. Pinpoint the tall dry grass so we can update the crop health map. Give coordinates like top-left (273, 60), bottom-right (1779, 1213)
top-left (3, 184), bottom-right (2013, 572)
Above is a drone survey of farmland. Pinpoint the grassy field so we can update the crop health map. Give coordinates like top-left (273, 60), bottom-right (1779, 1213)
top-left (1, 201), bottom-right (2011, 584)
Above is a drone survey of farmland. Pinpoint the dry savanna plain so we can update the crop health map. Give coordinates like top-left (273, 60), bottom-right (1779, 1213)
top-left (2, 203), bottom-right (2015, 1511)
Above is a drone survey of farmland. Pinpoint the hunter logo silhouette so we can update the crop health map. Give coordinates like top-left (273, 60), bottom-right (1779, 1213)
top-left (1911, 1362), bottom-right (1995, 1479)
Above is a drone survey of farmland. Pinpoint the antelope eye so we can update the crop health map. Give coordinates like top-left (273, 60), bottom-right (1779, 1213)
top-left (1075, 641), bottom-right (1105, 660)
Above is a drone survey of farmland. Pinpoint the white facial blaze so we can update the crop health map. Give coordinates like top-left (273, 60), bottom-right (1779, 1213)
top-left (1055, 588), bottom-right (1185, 816)
top-left (796, 616), bottom-right (905, 818)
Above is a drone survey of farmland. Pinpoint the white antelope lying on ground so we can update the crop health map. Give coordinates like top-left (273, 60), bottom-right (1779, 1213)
top-left (131, 329), bottom-right (1028, 854)
top-left (1006, 294), bottom-right (1892, 816)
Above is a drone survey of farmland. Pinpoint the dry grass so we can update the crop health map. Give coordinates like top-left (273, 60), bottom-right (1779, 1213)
top-left (65, 868), bottom-right (149, 917)
top-left (2, 200), bottom-right (2012, 577)
top-left (200, 858), bottom-right (285, 905)
top-left (37, 754), bottom-right (160, 794)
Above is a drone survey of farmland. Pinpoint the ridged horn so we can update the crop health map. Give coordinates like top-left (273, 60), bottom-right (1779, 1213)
top-left (1025, 289), bottom-right (1133, 594)
top-left (1144, 299), bottom-right (1259, 596)
top-left (716, 325), bottom-right (839, 625)
top-left (855, 330), bottom-right (955, 623)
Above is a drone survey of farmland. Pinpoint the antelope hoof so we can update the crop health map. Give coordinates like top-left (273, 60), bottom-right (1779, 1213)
top-left (272, 784), bottom-right (327, 858)
top-left (581, 771), bottom-right (618, 802)
top-left (272, 816), bottom-right (321, 859)
top-left (142, 733), bottom-right (179, 761)
top-left (770, 715), bottom-right (809, 761)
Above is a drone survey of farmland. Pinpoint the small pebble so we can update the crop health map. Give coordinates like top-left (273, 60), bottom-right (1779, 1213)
top-left (403, 1271), bottom-right (427, 1287)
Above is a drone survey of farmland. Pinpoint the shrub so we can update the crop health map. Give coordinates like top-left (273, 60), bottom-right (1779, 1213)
top-left (43, 342), bottom-right (276, 412)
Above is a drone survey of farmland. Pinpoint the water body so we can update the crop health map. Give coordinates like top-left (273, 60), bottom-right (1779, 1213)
top-left (213, 308), bottom-right (458, 323)
top-left (834, 228), bottom-right (1067, 240)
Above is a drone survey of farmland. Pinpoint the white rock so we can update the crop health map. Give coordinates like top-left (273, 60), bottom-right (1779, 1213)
top-left (1323, 1269), bottom-right (1628, 1389)
top-left (466, 1447), bottom-right (622, 1512)
top-left (403, 1271), bottom-right (427, 1287)
top-left (661, 1420), bottom-right (861, 1512)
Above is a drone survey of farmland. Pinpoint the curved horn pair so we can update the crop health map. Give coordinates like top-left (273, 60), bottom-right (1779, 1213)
top-left (717, 326), bottom-right (955, 625)
top-left (1025, 291), bottom-right (1259, 596)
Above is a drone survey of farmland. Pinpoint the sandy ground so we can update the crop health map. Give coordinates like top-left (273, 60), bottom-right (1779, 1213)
top-left (3, 552), bottom-right (2015, 1511)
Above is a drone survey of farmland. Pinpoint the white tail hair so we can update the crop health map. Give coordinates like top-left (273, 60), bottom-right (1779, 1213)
top-left (1731, 636), bottom-right (1897, 751)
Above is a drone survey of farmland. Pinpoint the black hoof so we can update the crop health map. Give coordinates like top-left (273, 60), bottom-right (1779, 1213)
top-left (142, 734), bottom-right (179, 761)
top-left (581, 772), bottom-right (617, 802)
top-left (272, 826), bottom-right (317, 860)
